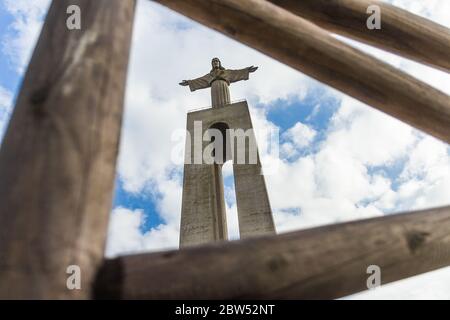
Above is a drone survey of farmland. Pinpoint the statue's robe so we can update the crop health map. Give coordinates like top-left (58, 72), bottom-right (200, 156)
top-left (187, 68), bottom-right (250, 107)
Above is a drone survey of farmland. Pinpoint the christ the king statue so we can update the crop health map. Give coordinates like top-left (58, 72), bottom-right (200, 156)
top-left (179, 57), bottom-right (258, 108)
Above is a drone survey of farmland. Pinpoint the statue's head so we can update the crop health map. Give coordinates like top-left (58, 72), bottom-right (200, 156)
top-left (211, 57), bottom-right (224, 71)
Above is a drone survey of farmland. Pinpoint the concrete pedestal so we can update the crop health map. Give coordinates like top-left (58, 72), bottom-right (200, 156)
top-left (180, 101), bottom-right (275, 247)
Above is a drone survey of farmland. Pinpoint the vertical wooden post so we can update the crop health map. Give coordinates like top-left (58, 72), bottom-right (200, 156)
top-left (0, 0), bottom-right (135, 299)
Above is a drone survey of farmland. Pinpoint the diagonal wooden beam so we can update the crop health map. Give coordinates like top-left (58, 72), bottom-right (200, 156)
top-left (153, 0), bottom-right (450, 144)
top-left (270, 0), bottom-right (450, 72)
top-left (0, 0), bottom-right (135, 299)
top-left (94, 205), bottom-right (450, 299)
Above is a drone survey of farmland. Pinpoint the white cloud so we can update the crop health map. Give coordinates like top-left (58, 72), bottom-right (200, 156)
top-left (0, 86), bottom-right (13, 138)
top-left (223, 161), bottom-right (240, 240)
top-left (1, 0), bottom-right (50, 72)
top-left (105, 207), bottom-right (146, 256)
top-left (397, 136), bottom-right (450, 210)
top-left (328, 97), bottom-right (416, 166)
top-left (281, 122), bottom-right (316, 158)
top-left (105, 207), bottom-right (179, 258)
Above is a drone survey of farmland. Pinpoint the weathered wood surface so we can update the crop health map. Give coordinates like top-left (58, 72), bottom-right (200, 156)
top-left (270, 0), bottom-right (450, 72)
top-left (0, 0), bottom-right (135, 299)
top-left (154, 0), bottom-right (450, 144)
top-left (94, 206), bottom-right (450, 299)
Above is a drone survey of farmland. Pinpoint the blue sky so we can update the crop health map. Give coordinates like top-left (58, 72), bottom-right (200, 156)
top-left (0, 3), bottom-right (23, 138)
top-left (0, 10), bottom-right (18, 92)
top-left (113, 177), bottom-right (164, 233)
top-left (1, 0), bottom-right (450, 299)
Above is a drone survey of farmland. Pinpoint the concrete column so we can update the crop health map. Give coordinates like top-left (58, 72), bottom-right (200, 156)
top-left (179, 163), bottom-right (227, 247)
top-left (233, 163), bottom-right (275, 238)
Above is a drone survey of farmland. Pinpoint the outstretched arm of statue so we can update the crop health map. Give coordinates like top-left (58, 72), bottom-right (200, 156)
top-left (179, 74), bottom-right (212, 92)
top-left (248, 65), bottom-right (258, 73)
top-left (227, 66), bottom-right (258, 83)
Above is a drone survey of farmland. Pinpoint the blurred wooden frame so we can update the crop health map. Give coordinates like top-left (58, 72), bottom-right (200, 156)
top-left (0, 0), bottom-right (449, 299)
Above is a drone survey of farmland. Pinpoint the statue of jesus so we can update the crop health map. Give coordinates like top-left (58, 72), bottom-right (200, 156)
top-left (179, 57), bottom-right (258, 108)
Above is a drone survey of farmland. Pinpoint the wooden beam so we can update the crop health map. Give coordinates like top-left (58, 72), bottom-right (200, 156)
top-left (270, 0), bottom-right (450, 72)
top-left (94, 206), bottom-right (450, 299)
top-left (153, 0), bottom-right (450, 144)
top-left (0, 0), bottom-right (135, 299)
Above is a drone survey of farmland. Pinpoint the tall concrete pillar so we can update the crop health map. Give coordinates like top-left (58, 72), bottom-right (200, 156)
top-left (234, 163), bottom-right (275, 239)
top-left (179, 101), bottom-right (275, 247)
top-left (179, 163), bottom-right (227, 247)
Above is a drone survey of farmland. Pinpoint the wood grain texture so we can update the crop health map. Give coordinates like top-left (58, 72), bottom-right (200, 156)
top-left (94, 206), bottom-right (450, 299)
top-left (270, 0), bottom-right (450, 72)
top-left (0, 0), bottom-right (135, 299)
top-left (154, 0), bottom-right (450, 144)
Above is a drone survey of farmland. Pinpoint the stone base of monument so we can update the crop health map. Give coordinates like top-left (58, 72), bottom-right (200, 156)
top-left (180, 100), bottom-right (276, 248)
